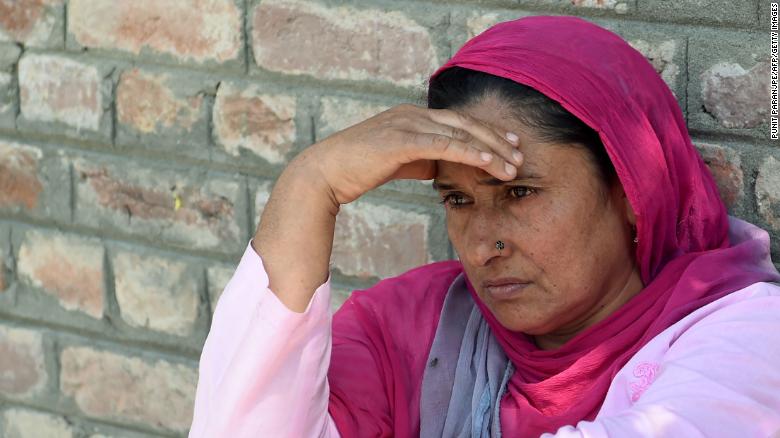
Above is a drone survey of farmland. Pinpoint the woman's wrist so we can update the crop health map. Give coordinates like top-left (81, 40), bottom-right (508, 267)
top-left (284, 146), bottom-right (342, 216)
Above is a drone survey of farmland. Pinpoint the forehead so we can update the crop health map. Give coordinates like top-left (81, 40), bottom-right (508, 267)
top-left (457, 94), bottom-right (526, 136)
top-left (435, 142), bottom-right (578, 183)
top-left (434, 96), bottom-right (601, 185)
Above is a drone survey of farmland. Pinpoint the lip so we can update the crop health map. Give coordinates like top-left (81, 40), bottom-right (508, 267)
top-left (481, 278), bottom-right (531, 301)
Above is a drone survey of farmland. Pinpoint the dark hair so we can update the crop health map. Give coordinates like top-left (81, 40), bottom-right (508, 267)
top-left (427, 67), bottom-right (616, 186)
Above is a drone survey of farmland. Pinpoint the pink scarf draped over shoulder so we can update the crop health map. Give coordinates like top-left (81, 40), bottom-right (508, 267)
top-left (326, 15), bottom-right (780, 437)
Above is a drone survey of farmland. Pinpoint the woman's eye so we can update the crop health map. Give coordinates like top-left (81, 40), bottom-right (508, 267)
top-left (509, 186), bottom-right (535, 199)
top-left (439, 194), bottom-right (468, 208)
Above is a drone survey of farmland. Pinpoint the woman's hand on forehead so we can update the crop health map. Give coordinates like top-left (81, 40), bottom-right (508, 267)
top-left (306, 103), bottom-right (525, 205)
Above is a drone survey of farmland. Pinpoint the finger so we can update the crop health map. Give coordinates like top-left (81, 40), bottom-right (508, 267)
top-left (403, 132), bottom-right (517, 180)
top-left (425, 109), bottom-right (523, 167)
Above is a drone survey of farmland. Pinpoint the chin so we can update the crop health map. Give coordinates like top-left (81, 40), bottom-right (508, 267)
top-left (487, 302), bottom-right (552, 335)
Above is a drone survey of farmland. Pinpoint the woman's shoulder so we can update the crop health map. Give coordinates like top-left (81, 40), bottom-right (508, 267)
top-left (688, 281), bottom-right (780, 324)
top-left (632, 281), bottom-right (780, 363)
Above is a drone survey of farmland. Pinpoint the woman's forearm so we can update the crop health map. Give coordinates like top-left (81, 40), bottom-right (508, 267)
top-left (252, 148), bottom-right (340, 313)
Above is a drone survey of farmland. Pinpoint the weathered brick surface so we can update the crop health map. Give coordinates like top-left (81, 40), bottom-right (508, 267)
top-left (60, 346), bottom-right (197, 432)
top-left (316, 96), bottom-right (390, 141)
top-left (0, 141), bottom-right (70, 220)
top-left (17, 230), bottom-right (104, 319)
top-left (116, 68), bottom-right (212, 153)
top-left (2, 408), bottom-right (74, 438)
top-left (251, 0), bottom-right (440, 87)
top-left (688, 32), bottom-right (767, 138)
top-left (0, 0), bottom-right (64, 48)
top-left (0, 325), bottom-right (47, 399)
top-left (18, 54), bottom-right (109, 135)
top-left (0, 70), bottom-right (13, 126)
top-left (0, 43), bottom-right (20, 128)
top-left (68, 0), bottom-right (242, 66)
top-left (463, 11), bottom-right (518, 41)
top-left (570, 0), bottom-right (629, 11)
top-left (113, 249), bottom-right (200, 336)
top-left (694, 142), bottom-right (744, 211)
top-left (701, 61), bottom-right (768, 129)
top-left (0, 141), bottom-right (42, 211)
top-left (627, 38), bottom-right (682, 95)
top-left (0, 252), bottom-right (5, 292)
top-left (332, 199), bottom-right (431, 279)
top-left (207, 263), bottom-right (235, 309)
top-left (756, 155), bottom-right (780, 234)
top-left (213, 82), bottom-right (297, 164)
top-left (330, 284), bottom-right (353, 313)
top-left (73, 158), bottom-right (246, 253)
top-left (636, 0), bottom-right (757, 27)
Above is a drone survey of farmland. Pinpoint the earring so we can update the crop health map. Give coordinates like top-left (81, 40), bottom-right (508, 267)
top-left (632, 226), bottom-right (638, 244)
top-left (496, 240), bottom-right (505, 253)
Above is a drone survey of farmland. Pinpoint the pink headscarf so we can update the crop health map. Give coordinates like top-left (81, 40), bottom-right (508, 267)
top-left (328, 15), bottom-right (779, 436)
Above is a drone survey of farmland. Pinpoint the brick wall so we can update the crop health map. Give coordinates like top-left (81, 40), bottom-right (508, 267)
top-left (0, 0), bottom-right (775, 436)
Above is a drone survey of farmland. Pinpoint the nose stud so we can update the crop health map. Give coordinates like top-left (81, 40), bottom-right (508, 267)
top-left (495, 240), bottom-right (505, 253)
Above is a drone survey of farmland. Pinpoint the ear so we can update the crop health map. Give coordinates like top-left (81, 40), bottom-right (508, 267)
top-left (609, 182), bottom-right (636, 226)
top-left (624, 195), bottom-right (637, 226)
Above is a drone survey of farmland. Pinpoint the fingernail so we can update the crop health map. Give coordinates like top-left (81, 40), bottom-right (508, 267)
top-left (505, 162), bottom-right (516, 176)
top-left (480, 152), bottom-right (493, 162)
top-left (506, 132), bottom-right (519, 144)
top-left (512, 150), bottom-right (523, 163)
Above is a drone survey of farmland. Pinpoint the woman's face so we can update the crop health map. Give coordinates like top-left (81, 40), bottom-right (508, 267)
top-left (434, 97), bottom-right (643, 349)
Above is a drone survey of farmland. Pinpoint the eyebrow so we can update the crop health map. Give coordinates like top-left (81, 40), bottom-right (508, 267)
top-left (432, 174), bottom-right (543, 191)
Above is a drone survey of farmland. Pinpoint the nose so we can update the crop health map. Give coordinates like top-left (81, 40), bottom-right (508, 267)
top-left (460, 208), bottom-right (511, 267)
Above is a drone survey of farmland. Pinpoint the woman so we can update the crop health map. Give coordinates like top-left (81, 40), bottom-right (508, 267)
top-left (189, 15), bottom-right (780, 437)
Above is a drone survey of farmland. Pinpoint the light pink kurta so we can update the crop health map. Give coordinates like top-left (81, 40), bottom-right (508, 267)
top-left (189, 242), bottom-right (780, 437)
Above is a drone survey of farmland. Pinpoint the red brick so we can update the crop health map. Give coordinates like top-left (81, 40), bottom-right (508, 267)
top-left (0, 325), bottom-right (47, 399)
top-left (117, 68), bottom-right (203, 135)
top-left (695, 142), bottom-right (744, 210)
top-left (317, 97), bottom-right (388, 140)
top-left (18, 54), bottom-right (102, 131)
top-left (60, 346), bottom-right (196, 432)
top-left (756, 155), bottom-right (780, 232)
top-left (701, 61), bottom-right (769, 129)
top-left (2, 408), bottom-right (74, 438)
top-left (213, 82), bottom-right (296, 163)
top-left (17, 230), bottom-right (104, 319)
top-left (112, 250), bottom-right (199, 336)
top-left (68, 0), bottom-right (241, 64)
top-left (73, 158), bottom-right (245, 252)
top-left (332, 200), bottom-right (431, 279)
top-left (251, 0), bottom-right (439, 87)
top-left (0, 141), bottom-right (43, 211)
top-left (0, 0), bottom-right (63, 47)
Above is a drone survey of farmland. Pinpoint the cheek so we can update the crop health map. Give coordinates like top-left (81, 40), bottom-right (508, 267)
top-left (444, 211), bottom-right (462, 244)
top-left (517, 194), bottom-right (607, 283)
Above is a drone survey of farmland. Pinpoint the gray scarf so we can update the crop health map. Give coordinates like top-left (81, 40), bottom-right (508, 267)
top-left (420, 273), bottom-right (515, 438)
